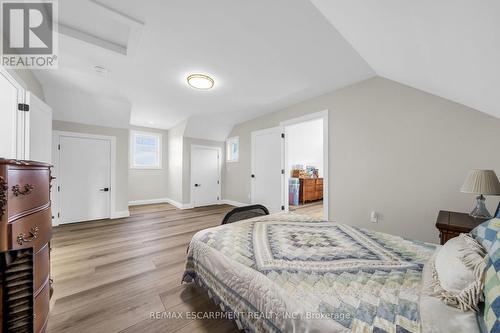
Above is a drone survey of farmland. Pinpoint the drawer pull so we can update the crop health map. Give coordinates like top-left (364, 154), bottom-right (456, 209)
top-left (17, 226), bottom-right (39, 245)
top-left (12, 184), bottom-right (35, 197)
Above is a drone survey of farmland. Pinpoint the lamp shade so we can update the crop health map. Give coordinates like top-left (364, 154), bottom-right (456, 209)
top-left (461, 169), bottom-right (500, 195)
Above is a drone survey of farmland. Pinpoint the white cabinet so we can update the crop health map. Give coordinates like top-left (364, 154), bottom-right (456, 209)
top-left (26, 92), bottom-right (52, 163)
top-left (0, 69), bottom-right (26, 159)
top-left (0, 69), bottom-right (52, 162)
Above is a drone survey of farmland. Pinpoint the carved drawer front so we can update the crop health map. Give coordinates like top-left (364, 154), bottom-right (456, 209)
top-left (316, 178), bottom-right (323, 186)
top-left (9, 209), bottom-right (52, 252)
top-left (7, 168), bottom-right (50, 222)
top-left (34, 281), bottom-right (50, 333)
top-left (34, 243), bottom-right (50, 296)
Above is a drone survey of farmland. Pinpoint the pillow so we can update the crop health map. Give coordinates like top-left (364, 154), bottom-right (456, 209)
top-left (431, 233), bottom-right (487, 311)
top-left (483, 250), bottom-right (500, 333)
top-left (471, 218), bottom-right (500, 253)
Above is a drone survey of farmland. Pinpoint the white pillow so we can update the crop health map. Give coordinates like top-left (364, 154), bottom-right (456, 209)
top-left (431, 233), bottom-right (486, 311)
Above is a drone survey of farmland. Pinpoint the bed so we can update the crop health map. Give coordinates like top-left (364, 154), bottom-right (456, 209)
top-left (182, 213), bottom-right (484, 332)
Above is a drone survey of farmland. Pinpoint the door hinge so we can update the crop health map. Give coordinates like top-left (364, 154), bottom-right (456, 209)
top-left (217, 196), bottom-right (220, 201)
top-left (217, 180), bottom-right (220, 184)
top-left (57, 186), bottom-right (60, 192)
top-left (281, 205), bottom-right (285, 211)
top-left (281, 133), bottom-right (285, 139)
top-left (18, 103), bottom-right (29, 112)
top-left (281, 169), bottom-right (285, 174)
top-left (57, 212), bottom-right (60, 218)
top-left (58, 144), bottom-right (61, 150)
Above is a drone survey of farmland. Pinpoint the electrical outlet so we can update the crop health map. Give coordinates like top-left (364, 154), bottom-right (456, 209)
top-left (370, 211), bottom-right (378, 223)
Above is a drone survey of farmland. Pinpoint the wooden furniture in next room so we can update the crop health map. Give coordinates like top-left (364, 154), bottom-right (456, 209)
top-left (435, 210), bottom-right (487, 245)
top-left (299, 178), bottom-right (323, 204)
top-left (0, 159), bottom-right (53, 333)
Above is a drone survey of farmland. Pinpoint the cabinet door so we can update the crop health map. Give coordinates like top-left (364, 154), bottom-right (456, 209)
top-left (25, 92), bottom-right (52, 163)
top-left (0, 70), bottom-right (26, 159)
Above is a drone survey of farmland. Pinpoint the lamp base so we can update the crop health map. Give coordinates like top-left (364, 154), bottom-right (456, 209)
top-left (469, 194), bottom-right (492, 219)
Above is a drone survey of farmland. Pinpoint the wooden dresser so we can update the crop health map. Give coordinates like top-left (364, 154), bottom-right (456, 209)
top-left (299, 178), bottom-right (323, 204)
top-left (435, 210), bottom-right (487, 245)
top-left (0, 159), bottom-right (53, 333)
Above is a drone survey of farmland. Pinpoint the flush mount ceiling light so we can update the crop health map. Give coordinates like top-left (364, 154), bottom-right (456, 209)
top-left (187, 74), bottom-right (214, 90)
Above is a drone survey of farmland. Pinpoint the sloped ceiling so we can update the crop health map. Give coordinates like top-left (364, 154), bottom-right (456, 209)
top-left (311, 0), bottom-right (500, 119)
top-left (34, 0), bottom-right (374, 140)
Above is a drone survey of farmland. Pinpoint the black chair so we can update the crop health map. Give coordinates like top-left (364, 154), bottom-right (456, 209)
top-left (221, 205), bottom-right (269, 225)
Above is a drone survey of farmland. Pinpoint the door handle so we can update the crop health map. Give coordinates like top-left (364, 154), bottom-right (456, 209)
top-left (99, 187), bottom-right (110, 192)
top-left (194, 184), bottom-right (201, 187)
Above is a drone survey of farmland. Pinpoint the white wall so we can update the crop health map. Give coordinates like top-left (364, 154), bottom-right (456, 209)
top-left (224, 77), bottom-right (500, 243)
top-left (7, 69), bottom-right (45, 101)
top-left (286, 118), bottom-right (323, 177)
top-left (166, 121), bottom-right (187, 204)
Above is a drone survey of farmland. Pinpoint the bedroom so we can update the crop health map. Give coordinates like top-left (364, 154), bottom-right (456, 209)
top-left (0, 1), bottom-right (499, 333)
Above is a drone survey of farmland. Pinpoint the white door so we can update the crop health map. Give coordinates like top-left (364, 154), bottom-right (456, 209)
top-left (0, 70), bottom-right (25, 159)
top-left (251, 127), bottom-right (283, 213)
top-left (191, 146), bottom-right (220, 207)
top-left (26, 92), bottom-right (52, 163)
top-left (59, 135), bottom-right (111, 224)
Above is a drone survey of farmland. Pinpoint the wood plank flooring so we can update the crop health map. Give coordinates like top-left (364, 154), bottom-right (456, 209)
top-left (289, 200), bottom-right (323, 219)
top-left (48, 204), bottom-right (240, 333)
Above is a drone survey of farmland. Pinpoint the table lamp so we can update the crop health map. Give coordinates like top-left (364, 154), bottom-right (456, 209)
top-left (461, 169), bottom-right (500, 218)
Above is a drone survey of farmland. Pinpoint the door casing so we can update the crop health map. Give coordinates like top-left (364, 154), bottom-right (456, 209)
top-left (249, 110), bottom-right (329, 219)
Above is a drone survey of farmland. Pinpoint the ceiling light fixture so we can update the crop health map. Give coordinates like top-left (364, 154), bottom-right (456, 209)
top-left (187, 74), bottom-right (214, 90)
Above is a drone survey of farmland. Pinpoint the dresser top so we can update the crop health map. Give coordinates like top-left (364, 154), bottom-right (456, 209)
top-left (0, 159), bottom-right (51, 167)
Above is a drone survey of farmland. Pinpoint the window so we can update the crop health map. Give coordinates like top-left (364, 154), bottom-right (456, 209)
top-left (130, 131), bottom-right (162, 169)
top-left (226, 136), bottom-right (239, 162)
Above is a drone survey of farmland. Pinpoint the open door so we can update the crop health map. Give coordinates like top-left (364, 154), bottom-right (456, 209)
top-left (251, 127), bottom-right (283, 213)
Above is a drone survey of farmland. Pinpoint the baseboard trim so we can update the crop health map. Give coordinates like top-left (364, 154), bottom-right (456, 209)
top-left (128, 198), bottom-right (238, 210)
top-left (128, 198), bottom-right (169, 206)
top-left (221, 199), bottom-right (248, 207)
top-left (111, 210), bottom-right (130, 219)
top-left (165, 198), bottom-right (193, 210)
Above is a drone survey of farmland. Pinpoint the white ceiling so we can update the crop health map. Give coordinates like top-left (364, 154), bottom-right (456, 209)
top-left (311, 0), bottom-right (500, 120)
top-left (34, 0), bottom-right (374, 140)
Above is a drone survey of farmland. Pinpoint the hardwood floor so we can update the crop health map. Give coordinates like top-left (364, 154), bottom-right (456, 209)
top-left (48, 204), bottom-right (240, 333)
top-left (289, 200), bottom-right (323, 219)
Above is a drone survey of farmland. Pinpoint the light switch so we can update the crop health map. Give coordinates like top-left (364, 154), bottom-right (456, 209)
top-left (370, 211), bottom-right (378, 223)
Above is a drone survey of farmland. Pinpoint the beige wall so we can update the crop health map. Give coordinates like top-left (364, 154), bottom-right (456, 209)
top-left (167, 121), bottom-right (187, 204)
top-left (182, 137), bottom-right (225, 205)
top-left (128, 126), bottom-right (169, 203)
top-left (52, 120), bottom-right (130, 213)
top-left (225, 77), bottom-right (500, 243)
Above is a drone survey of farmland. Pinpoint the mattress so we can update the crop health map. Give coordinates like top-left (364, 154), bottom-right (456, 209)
top-left (182, 213), bottom-right (480, 332)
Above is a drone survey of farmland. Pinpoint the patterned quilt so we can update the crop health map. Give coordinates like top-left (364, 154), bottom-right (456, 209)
top-left (183, 213), bottom-right (437, 333)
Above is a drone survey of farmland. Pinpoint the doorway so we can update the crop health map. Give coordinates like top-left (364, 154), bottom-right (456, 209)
top-left (191, 145), bottom-right (221, 207)
top-left (52, 131), bottom-right (116, 225)
top-left (282, 111), bottom-right (328, 219)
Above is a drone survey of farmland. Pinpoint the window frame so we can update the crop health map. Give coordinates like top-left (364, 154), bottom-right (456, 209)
top-left (129, 130), bottom-right (163, 169)
top-left (226, 136), bottom-right (239, 163)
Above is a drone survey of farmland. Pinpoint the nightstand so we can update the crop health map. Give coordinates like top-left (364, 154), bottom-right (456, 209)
top-left (435, 210), bottom-right (488, 245)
